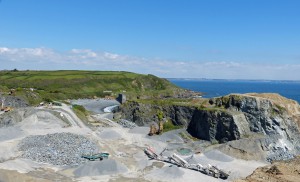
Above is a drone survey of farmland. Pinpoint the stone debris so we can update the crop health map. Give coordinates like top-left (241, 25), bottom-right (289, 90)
top-left (117, 119), bottom-right (137, 129)
top-left (266, 147), bottom-right (295, 162)
top-left (0, 96), bottom-right (29, 108)
top-left (18, 132), bottom-right (98, 166)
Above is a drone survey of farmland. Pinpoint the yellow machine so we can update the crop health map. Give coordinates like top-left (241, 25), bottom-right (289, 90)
top-left (4, 107), bottom-right (13, 112)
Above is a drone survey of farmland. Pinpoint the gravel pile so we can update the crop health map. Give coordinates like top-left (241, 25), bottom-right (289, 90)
top-left (1, 96), bottom-right (29, 108)
top-left (18, 132), bottom-right (98, 166)
top-left (117, 119), bottom-right (137, 129)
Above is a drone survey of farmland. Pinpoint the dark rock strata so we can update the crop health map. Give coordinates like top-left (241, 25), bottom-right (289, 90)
top-left (121, 94), bottom-right (300, 141)
top-left (119, 94), bottom-right (300, 161)
top-left (187, 110), bottom-right (240, 143)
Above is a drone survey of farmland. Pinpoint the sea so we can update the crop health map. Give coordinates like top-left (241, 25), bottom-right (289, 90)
top-left (168, 79), bottom-right (300, 104)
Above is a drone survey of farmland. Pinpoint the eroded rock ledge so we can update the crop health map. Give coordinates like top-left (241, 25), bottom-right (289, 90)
top-left (119, 93), bottom-right (300, 161)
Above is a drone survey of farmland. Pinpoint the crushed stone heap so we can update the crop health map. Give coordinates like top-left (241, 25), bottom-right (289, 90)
top-left (18, 132), bottom-right (98, 166)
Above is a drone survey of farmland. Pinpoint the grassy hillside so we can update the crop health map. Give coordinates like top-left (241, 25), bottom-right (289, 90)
top-left (0, 70), bottom-right (182, 104)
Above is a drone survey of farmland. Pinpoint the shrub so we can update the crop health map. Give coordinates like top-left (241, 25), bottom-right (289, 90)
top-left (72, 104), bottom-right (88, 115)
top-left (43, 98), bottom-right (53, 103)
top-left (157, 110), bottom-right (164, 121)
top-left (163, 120), bottom-right (182, 132)
top-left (72, 104), bottom-right (89, 123)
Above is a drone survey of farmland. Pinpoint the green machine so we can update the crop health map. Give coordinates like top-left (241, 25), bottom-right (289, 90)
top-left (81, 153), bottom-right (109, 161)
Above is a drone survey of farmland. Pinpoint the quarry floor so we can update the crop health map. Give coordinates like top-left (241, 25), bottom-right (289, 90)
top-left (0, 99), bottom-right (267, 182)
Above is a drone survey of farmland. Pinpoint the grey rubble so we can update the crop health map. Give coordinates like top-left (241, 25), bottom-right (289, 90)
top-left (18, 133), bottom-right (98, 166)
top-left (117, 119), bottom-right (137, 129)
top-left (119, 93), bottom-right (300, 162)
top-left (0, 95), bottom-right (29, 108)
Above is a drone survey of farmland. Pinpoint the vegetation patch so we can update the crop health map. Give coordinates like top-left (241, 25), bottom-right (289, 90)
top-left (179, 132), bottom-right (198, 141)
top-left (163, 120), bottom-right (182, 132)
top-left (0, 70), bottom-right (183, 105)
top-left (72, 104), bottom-right (89, 123)
top-left (136, 98), bottom-right (197, 107)
top-left (271, 104), bottom-right (286, 116)
top-left (275, 104), bottom-right (286, 114)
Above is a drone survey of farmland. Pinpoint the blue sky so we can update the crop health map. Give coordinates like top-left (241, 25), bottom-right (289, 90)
top-left (0, 0), bottom-right (300, 80)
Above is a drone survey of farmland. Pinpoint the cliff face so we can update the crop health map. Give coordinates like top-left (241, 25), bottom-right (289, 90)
top-left (120, 93), bottom-right (300, 161)
top-left (121, 94), bottom-right (300, 142)
top-left (209, 94), bottom-right (300, 140)
top-left (120, 102), bottom-right (195, 126)
top-left (187, 110), bottom-right (245, 143)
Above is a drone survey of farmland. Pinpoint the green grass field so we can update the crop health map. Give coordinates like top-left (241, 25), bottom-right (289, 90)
top-left (0, 70), bottom-right (182, 105)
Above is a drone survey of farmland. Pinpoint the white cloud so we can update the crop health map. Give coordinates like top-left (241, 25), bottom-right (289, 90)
top-left (0, 46), bottom-right (299, 80)
top-left (70, 49), bottom-right (97, 58)
top-left (104, 52), bottom-right (119, 60)
top-left (0, 47), bottom-right (9, 53)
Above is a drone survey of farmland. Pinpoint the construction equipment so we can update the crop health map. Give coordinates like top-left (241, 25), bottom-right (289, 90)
top-left (81, 152), bottom-right (109, 161)
top-left (4, 106), bottom-right (13, 112)
top-left (144, 147), bottom-right (230, 179)
top-left (170, 153), bottom-right (189, 168)
top-left (52, 101), bottom-right (62, 106)
top-left (144, 146), bottom-right (159, 159)
top-left (8, 89), bottom-right (16, 95)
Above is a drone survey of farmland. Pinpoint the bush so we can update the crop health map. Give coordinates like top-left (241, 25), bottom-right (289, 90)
top-left (163, 120), bottom-right (182, 132)
top-left (0, 85), bottom-right (9, 92)
top-left (72, 105), bottom-right (88, 115)
top-left (157, 110), bottom-right (164, 121)
top-left (72, 104), bottom-right (89, 123)
top-left (43, 98), bottom-right (53, 103)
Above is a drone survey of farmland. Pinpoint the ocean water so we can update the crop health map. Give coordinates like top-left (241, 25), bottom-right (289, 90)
top-left (168, 79), bottom-right (300, 103)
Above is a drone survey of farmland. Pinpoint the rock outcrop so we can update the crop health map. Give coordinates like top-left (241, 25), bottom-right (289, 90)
top-left (209, 94), bottom-right (300, 136)
top-left (1, 96), bottom-right (29, 108)
top-left (187, 109), bottom-right (245, 143)
top-left (119, 93), bottom-right (300, 161)
top-left (120, 101), bottom-right (195, 126)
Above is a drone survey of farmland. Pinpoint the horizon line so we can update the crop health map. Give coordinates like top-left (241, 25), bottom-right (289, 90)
top-left (166, 78), bottom-right (300, 82)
